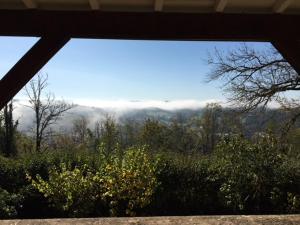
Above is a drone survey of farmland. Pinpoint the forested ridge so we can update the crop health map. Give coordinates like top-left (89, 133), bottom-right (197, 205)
top-left (1, 101), bottom-right (299, 218)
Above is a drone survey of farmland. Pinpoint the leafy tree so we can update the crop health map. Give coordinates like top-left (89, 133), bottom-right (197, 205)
top-left (219, 109), bottom-right (244, 136)
top-left (287, 127), bottom-right (300, 152)
top-left (166, 117), bottom-right (200, 153)
top-left (139, 119), bottom-right (167, 151)
top-left (98, 116), bottom-right (119, 156)
top-left (15, 132), bottom-right (35, 155)
top-left (119, 119), bottom-right (140, 148)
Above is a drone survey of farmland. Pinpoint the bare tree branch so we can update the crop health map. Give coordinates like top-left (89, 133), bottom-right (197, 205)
top-left (207, 43), bottom-right (300, 133)
top-left (25, 73), bottom-right (74, 152)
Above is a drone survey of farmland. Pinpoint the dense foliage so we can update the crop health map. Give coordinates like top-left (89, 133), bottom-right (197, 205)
top-left (28, 145), bottom-right (160, 217)
top-left (0, 132), bottom-right (299, 218)
top-left (209, 135), bottom-right (300, 214)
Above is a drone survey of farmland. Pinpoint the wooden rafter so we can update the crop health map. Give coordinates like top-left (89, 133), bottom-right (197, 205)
top-left (273, 0), bottom-right (293, 13)
top-left (0, 36), bottom-right (70, 110)
top-left (0, 10), bottom-right (299, 41)
top-left (89, 0), bottom-right (100, 10)
top-left (215, 0), bottom-right (227, 12)
top-left (22, 0), bottom-right (37, 9)
top-left (154, 0), bottom-right (164, 12)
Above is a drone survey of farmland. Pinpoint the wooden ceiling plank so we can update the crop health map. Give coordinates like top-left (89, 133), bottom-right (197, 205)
top-left (215, 0), bottom-right (227, 13)
top-left (273, 0), bottom-right (293, 13)
top-left (0, 36), bottom-right (70, 110)
top-left (22, 0), bottom-right (37, 9)
top-left (89, 0), bottom-right (100, 10)
top-left (154, 0), bottom-right (164, 12)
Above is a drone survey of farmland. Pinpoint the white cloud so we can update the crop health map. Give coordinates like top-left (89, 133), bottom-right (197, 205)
top-left (72, 99), bottom-right (223, 111)
top-left (12, 98), bottom-right (223, 131)
top-left (11, 98), bottom-right (283, 132)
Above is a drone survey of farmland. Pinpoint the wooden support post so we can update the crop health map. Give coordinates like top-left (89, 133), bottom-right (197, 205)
top-left (0, 36), bottom-right (70, 110)
top-left (272, 39), bottom-right (300, 75)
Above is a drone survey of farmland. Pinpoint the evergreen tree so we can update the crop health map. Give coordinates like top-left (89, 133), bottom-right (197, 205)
top-left (0, 102), bottom-right (18, 157)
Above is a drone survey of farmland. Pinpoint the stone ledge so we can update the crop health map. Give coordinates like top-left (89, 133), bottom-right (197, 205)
top-left (1, 215), bottom-right (300, 225)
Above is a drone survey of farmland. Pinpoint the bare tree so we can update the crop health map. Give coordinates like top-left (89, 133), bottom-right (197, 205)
top-left (72, 116), bottom-right (88, 145)
top-left (200, 103), bottom-right (222, 153)
top-left (207, 44), bottom-right (300, 134)
top-left (25, 73), bottom-right (74, 152)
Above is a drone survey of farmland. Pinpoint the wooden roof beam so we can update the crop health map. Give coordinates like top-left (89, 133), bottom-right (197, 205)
top-left (154, 0), bottom-right (164, 12)
top-left (273, 0), bottom-right (293, 13)
top-left (215, 0), bottom-right (227, 13)
top-left (0, 36), bottom-right (70, 110)
top-left (89, 0), bottom-right (100, 10)
top-left (272, 39), bottom-right (300, 75)
top-left (0, 10), bottom-right (299, 41)
top-left (22, 0), bottom-right (37, 9)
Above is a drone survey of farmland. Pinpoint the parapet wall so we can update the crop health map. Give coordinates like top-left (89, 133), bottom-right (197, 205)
top-left (1, 215), bottom-right (300, 225)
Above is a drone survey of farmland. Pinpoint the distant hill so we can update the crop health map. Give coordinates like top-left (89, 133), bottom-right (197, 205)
top-left (13, 104), bottom-right (204, 132)
top-left (13, 103), bottom-right (299, 137)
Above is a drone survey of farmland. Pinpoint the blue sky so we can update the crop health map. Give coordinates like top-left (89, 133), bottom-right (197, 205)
top-left (0, 37), bottom-right (272, 108)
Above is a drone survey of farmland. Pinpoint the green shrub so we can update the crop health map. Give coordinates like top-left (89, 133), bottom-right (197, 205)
top-left (99, 145), bottom-right (160, 216)
top-left (28, 145), bottom-right (160, 217)
top-left (147, 152), bottom-right (219, 215)
top-left (0, 188), bottom-right (22, 219)
top-left (28, 163), bottom-right (99, 217)
top-left (209, 134), bottom-right (300, 213)
top-left (0, 156), bottom-right (26, 191)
